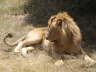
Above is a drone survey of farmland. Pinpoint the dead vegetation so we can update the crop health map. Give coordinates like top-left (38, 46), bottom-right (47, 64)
top-left (0, 0), bottom-right (96, 72)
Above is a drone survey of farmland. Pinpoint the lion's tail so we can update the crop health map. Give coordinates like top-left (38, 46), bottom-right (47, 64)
top-left (3, 33), bottom-right (25, 47)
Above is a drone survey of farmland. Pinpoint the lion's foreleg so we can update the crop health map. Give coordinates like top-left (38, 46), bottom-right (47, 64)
top-left (80, 47), bottom-right (96, 66)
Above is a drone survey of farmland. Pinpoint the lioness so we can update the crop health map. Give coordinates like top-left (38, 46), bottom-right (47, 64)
top-left (4, 12), bottom-right (96, 66)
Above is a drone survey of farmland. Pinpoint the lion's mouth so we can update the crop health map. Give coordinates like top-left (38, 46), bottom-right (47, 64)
top-left (46, 37), bottom-right (58, 43)
top-left (50, 40), bottom-right (58, 43)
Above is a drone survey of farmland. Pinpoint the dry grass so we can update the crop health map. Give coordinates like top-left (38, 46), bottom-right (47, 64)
top-left (0, 14), bottom-right (96, 72)
top-left (0, 0), bottom-right (25, 14)
top-left (0, 0), bottom-right (96, 72)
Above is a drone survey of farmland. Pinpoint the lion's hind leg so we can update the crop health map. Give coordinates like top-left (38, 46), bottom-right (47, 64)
top-left (14, 39), bottom-right (36, 56)
top-left (14, 39), bottom-right (41, 53)
top-left (21, 47), bottom-right (35, 56)
top-left (14, 32), bottom-right (43, 55)
top-left (14, 41), bottom-right (24, 52)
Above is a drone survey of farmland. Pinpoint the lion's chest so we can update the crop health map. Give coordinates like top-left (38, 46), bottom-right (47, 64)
top-left (42, 41), bottom-right (68, 54)
top-left (41, 39), bottom-right (80, 54)
top-left (53, 43), bottom-right (73, 54)
top-left (42, 39), bottom-right (53, 52)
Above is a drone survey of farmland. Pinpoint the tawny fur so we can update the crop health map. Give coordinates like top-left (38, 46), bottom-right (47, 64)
top-left (47, 12), bottom-right (96, 66)
top-left (4, 12), bottom-right (96, 66)
top-left (47, 12), bottom-right (82, 54)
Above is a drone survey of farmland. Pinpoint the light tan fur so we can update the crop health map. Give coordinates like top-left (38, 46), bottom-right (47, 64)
top-left (4, 27), bottom-right (48, 54)
top-left (47, 12), bottom-right (82, 54)
top-left (4, 12), bottom-right (96, 66)
top-left (46, 12), bottom-right (96, 66)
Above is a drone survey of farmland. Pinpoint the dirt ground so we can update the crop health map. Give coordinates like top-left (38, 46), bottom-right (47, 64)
top-left (0, 14), bottom-right (96, 72)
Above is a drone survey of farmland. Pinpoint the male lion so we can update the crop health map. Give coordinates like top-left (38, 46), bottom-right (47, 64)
top-left (4, 27), bottom-right (49, 55)
top-left (4, 12), bottom-right (96, 66)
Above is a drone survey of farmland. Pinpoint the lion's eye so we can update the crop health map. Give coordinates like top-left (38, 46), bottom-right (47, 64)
top-left (57, 19), bottom-right (62, 27)
top-left (58, 19), bottom-right (62, 24)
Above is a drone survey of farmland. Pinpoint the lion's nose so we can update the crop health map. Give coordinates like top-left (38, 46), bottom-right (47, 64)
top-left (45, 34), bottom-right (49, 40)
top-left (45, 32), bottom-right (49, 40)
top-left (46, 36), bottom-right (48, 40)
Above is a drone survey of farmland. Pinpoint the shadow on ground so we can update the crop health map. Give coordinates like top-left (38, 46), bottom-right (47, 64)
top-left (23, 0), bottom-right (96, 45)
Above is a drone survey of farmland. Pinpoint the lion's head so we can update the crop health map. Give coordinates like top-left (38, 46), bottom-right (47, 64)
top-left (46, 12), bottom-right (82, 54)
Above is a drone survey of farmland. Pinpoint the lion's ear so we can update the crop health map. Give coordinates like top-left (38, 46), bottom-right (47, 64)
top-left (48, 16), bottom-right (56, 24)
top-left (57, 19), bottom-right (63, 28)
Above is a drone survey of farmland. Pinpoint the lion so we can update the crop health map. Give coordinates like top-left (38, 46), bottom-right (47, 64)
top-left (46, 12), bottom-right (96, 66)
top-left (46, 12), bottom-right (82, 54)
top-left (4, 12), bottom-right (96, 66)
top-left (4, 27), bottom-right (49, 55)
